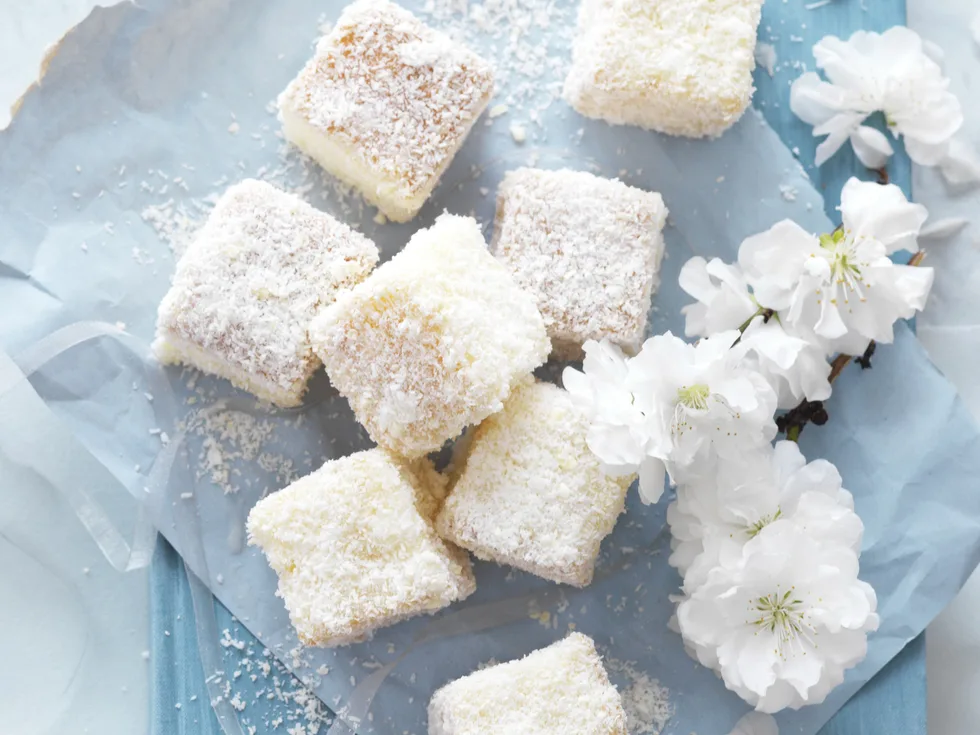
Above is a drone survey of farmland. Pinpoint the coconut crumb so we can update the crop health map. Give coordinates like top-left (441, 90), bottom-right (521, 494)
top-left (178, 405), bottom-right (301, 495)
top-left (606, 658), bottom-right (672, 735)
top-left (206, 622), bottom-right (333, 734)
top-left (754, 42), bottom-right (777, 77)
top-left (421, 0), bottom-right (574, 131)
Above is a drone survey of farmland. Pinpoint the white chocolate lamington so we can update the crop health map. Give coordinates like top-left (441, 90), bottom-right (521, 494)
top-left (436, 382), bottom-right (633, 587)
top-left (428, 633), bottom-right (628, 735)
top-left (278, 0), bottom-right (495, 222)
top-left (309, 214), bottom-right (550, 458)
top-left (247, 449), bottom-right (475, 647)
top-left (562, 0), bottom-right (765, 138)
top-left (154, 179), bottom-right (379, 407)
top-left (491, 168), bottom-right (667, 360)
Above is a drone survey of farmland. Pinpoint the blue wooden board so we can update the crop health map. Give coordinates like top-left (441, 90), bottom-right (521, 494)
top-left (151, 0), bottom-right (927, 733)
top-left (750, 1), bottom-right (924, 733)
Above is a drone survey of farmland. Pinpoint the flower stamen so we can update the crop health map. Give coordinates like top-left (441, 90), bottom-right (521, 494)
top-left (750, 588), bottom-right (816, 658)
top-left (746, 508), bottom-right (782, 539)
top-left (677, 384), bottom-right (710, 411)
top-left (814, 229), bottom-right (870, 305)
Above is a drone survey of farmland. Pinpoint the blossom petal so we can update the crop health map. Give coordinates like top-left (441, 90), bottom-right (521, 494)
top-left (813, 34), bottom-right (878, 91)
top-left (713, 375), bottom-right (762, 412)
top-left (637, 457), bottom-right (667, 504)
top-left (586, 424), bottom-right (644, 467)
top-left (891, 264), bottom-right (935, 313)
top-left (849, 125), bottom-right (893, 169)
top-left (921, 38), bottom-right (945, 66)
top-left (789, 72), bottom-right (845, 126)
top-left (679, 257), bottom-right (756, 337)
top-left (678, 256), bottom-right (714, 302)
top-left (738, 220), bottom-right (817, 309)
top-left (742, 319), bottom-right (804, 370)
top-left (904, 134), bottom-right (955, 167)
top-left (561, 366), bottom-right (593, 406)
top-left (813, 113), bottom-right (865, 166)
top-left (736, 629), bottom-right (781, 696)
top-left (839, 178), bottom-right (928, 254)
top-left (939, 137), bottom-right (980, 188)
top-left (814, 299), bottom-right (848, 340)
top-left (876, 26), bottom-right (926, 67)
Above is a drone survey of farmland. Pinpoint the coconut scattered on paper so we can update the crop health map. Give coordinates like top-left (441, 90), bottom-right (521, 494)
top-left (605, 658), bottom-right (673, 735)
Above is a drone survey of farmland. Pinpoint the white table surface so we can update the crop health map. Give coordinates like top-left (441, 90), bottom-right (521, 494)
top-left (2, 3), bottom-right (978, 734)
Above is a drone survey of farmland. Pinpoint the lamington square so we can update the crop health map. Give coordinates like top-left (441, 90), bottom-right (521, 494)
top-left (428, 633), bottom-right (628, 735)
top-left (436, 381), bottom-right (633, 587)
top-left (562, 0), bottom-right (765, 138)
top-left (154, 179), bottom-right (378, 407)
top-left (309, 213), bottom-right (550, 458)
top-left (278, 0), bottom-right (495, 222)
top-left (491, 168), bottom-right (667, 360)
top-left (246, 449), bottom-right (475, 647)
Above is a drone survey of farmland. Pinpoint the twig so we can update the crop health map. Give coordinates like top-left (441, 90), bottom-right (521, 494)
top-left (855, 341), bottom-right (876, 370)
top-left (827, 353), bottom-right (852, 383)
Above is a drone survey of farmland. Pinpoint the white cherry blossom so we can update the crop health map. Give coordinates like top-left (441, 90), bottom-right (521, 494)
top-left (678, 257), bottom-right (831, 407)
top-left (677, 520), bottom-right (879, 713)
top-left (625, 331), bottom-right (778, 494)
top-left (562, 340), bottom-right (648, 479)
top-left (739, 178), bottom-right (933, 356)
top-left (738, 319), bottom-right (831, 409)
top-left (668, 441), bottom-right (861, 592)
top-left (790, 26), bottom-right (963, 167)
top-left (679, 257), bottom-right (758, 337)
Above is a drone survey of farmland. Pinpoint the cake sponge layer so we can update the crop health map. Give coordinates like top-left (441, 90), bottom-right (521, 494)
top-left (247, 449), bottom-right (475, 647)
top-left (310, 213), bottom-right (550, 458)
top-left (436, 381), bottom-right (633, 587)
top-left (428, 633), bottom-right (628, 735)
top-left (563, 0), bottom-right (764, 138)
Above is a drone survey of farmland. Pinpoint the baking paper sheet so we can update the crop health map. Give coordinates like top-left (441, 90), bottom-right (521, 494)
top-left (906, 1), bottom-right (980, 733)
top-left (3, 0), bottom-right (980, 733)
